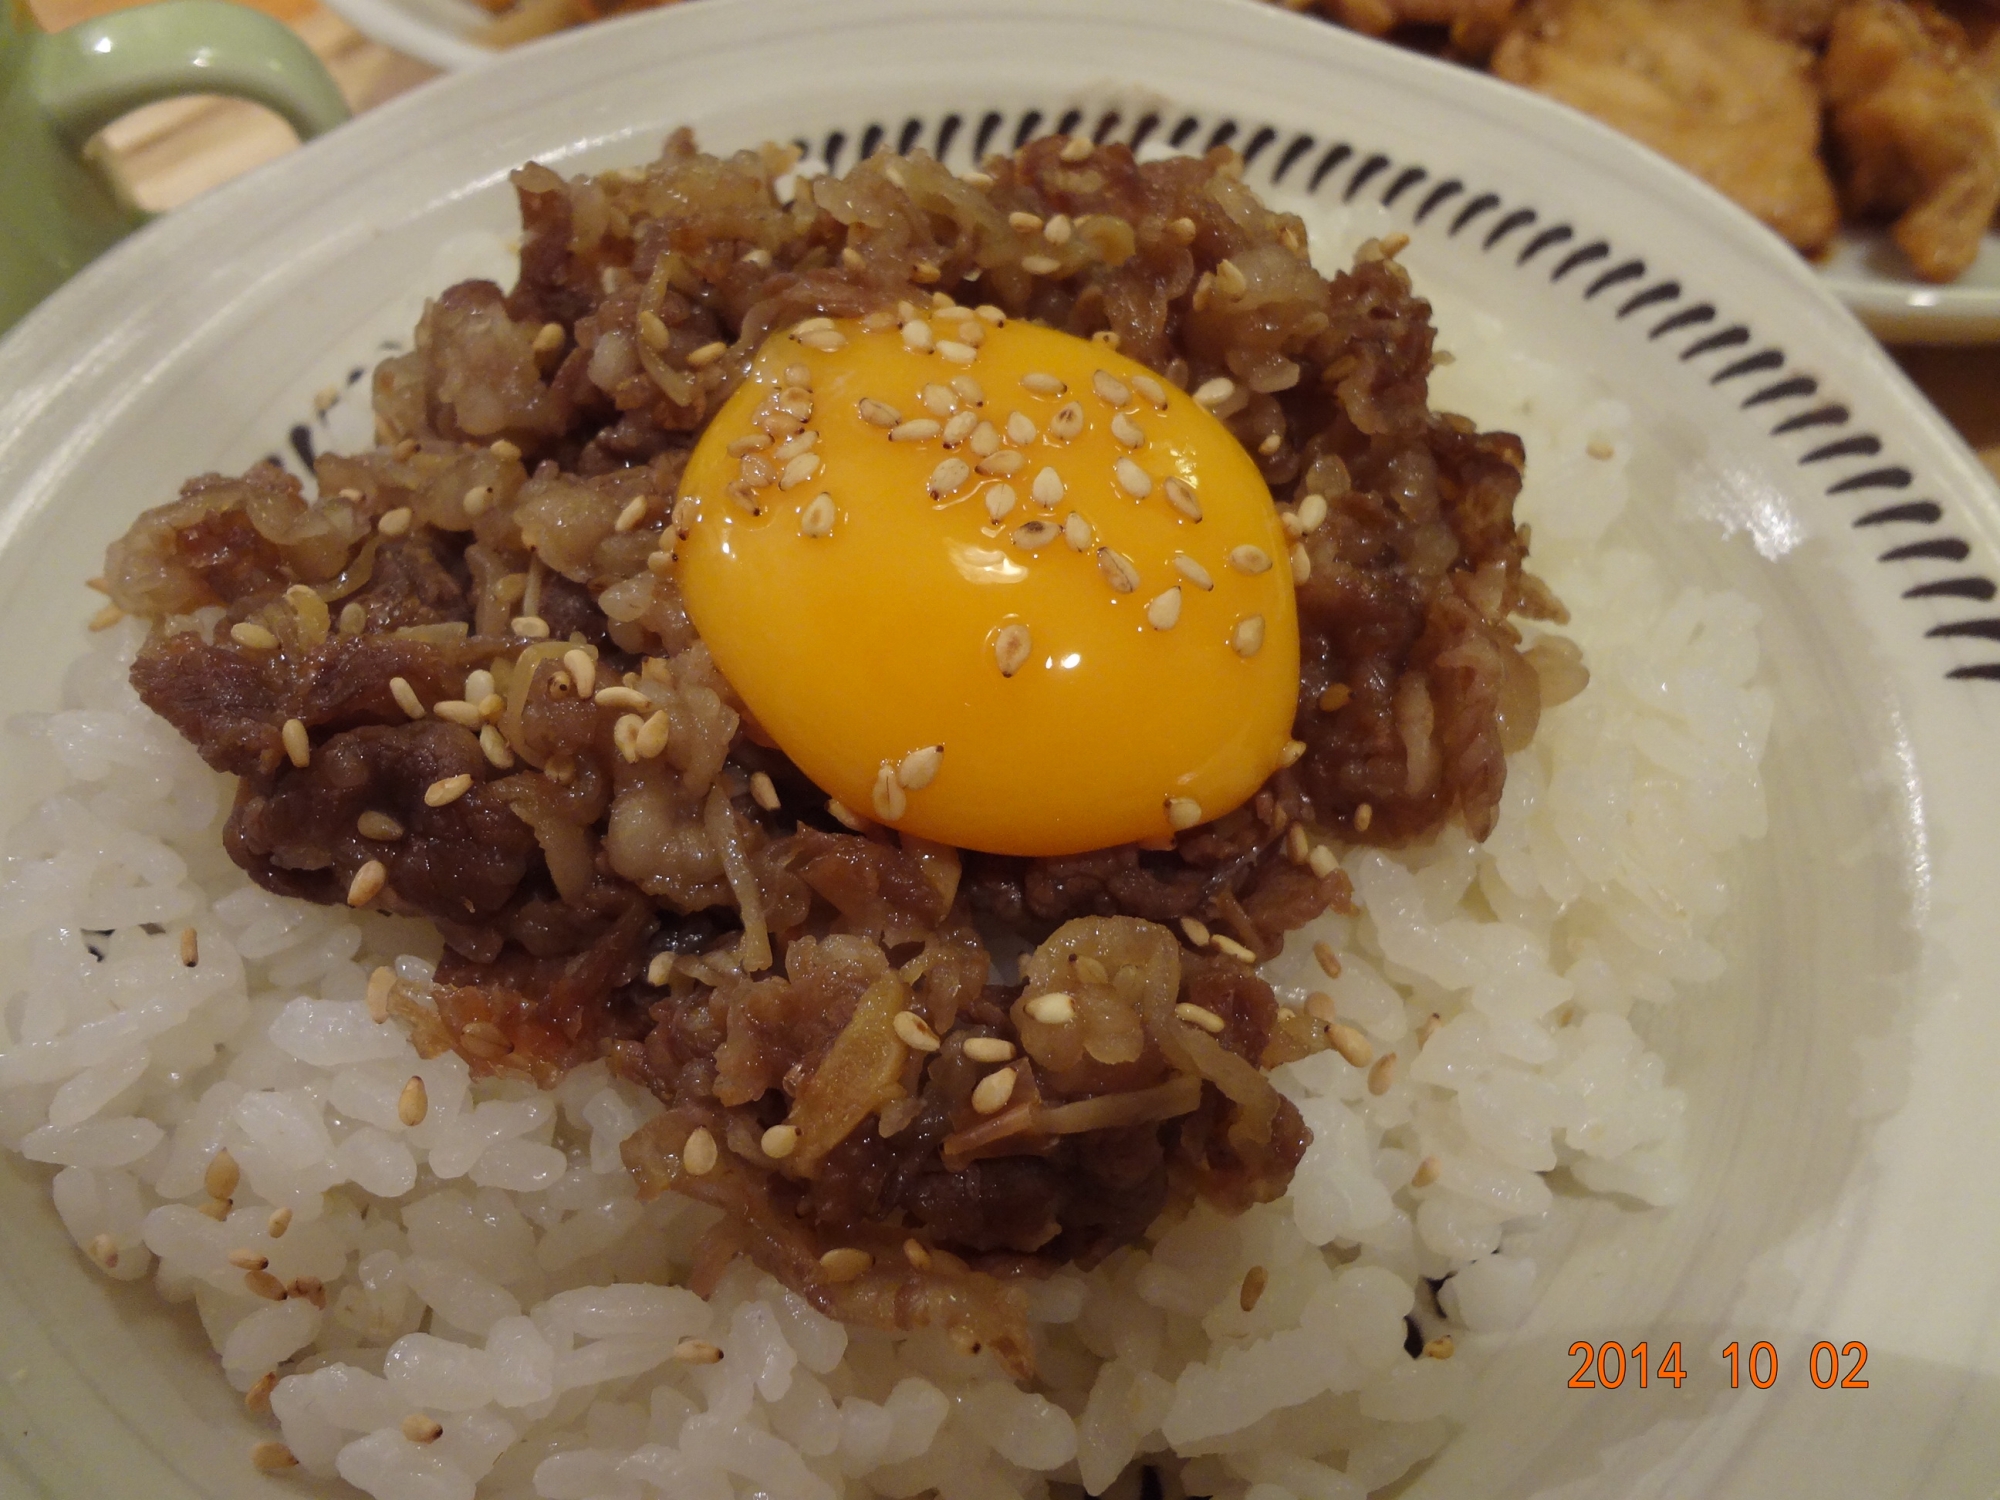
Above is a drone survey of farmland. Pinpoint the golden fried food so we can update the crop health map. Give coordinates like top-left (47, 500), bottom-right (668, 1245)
top-left (1301, 0), bottom-right (1523, 57)
top-left (1492, 0), bottom-right (1840, 253)
top-left (1822, 0), bottom-right (2000, 281)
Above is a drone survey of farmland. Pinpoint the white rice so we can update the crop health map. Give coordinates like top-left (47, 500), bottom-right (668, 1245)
top-left (0, 277), bottom-right (1770, 1499)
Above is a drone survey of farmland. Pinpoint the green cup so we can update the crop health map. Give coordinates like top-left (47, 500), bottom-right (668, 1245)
top-left (1, 0), bottom-right (350, 333)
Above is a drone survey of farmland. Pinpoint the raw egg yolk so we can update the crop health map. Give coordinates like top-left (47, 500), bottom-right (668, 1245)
top-left (674, 308), bottom-right (1298, 857)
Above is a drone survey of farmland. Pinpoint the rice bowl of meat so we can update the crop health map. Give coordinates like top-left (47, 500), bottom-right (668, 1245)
top-left (0, 3), bottom-right (1995, 1499)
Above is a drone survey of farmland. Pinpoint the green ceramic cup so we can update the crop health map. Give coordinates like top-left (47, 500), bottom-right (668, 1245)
top-left (1, 0), bottom-right (350, 333)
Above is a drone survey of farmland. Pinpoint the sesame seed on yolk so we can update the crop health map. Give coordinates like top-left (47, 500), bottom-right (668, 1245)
top-left (675, 313), bottom-right (1298, 857)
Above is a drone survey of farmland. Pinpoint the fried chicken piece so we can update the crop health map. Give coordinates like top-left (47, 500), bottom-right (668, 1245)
top-left (1492, 0), bottom-right (1839, 254)
top-left (1751, 0), bottom-right (1849, 41)
top-left (1824, 0), bottom-right (2000, 281)
top-left (1302, 0), bottom-right (1523, 57)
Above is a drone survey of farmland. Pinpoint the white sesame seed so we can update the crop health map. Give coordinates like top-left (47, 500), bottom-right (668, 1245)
top-left (425, 773), bottom-right (473, 808)
top-left (1213, 934), bottom-right (1257, 963)
top-left (1145, 587), bottom-right (1182, 630)
top-left (1175, 1002), bottom-right (1227, 1035)
top-left (1022, 254), bottom-right (1061, 276)
top-left (1092, 370), bottom-right (1131, 407)
top-left (281, 718), bottom-right (310, 768)
top-left (897, 744), bottom-right (944, 790)
top-left (1044, 213), bottom-right (1074, 245)
top-left (1163, 477), bottom-right (1203, 521)
top-left (1032, 467), bottom-right (1065, 508)
top-left (937, 340), bottom-right (978, 365)
top-left (921, 384), bottom-right (959, 418)
top-left (347, 860), bottom-right (387, 907)
top-left (87, 1233), bottom-right (119, 1271)
top-left (1009, 211), bottom-right (1045, 233)
top-left (800, 493), bottom-right (836, 538)
top-left (1012, 520), bottom-right (1059, 549)
top-left (397, 1074), bottom-right (428, 1127)
top-left (594, 685), bottom-right (651, 711)
top-left (1110, 412), bottom-right (1146, 449)
top-left (688, 339), bottom-right (731, 367)
top-left (780, 453), bottom-right (821, 490)
top-left (976, 305), bottom-right (1006, 326)
top-left (762, 1123), bottom-right (800, 1159)
top-left (251, 1441), bottom-right (299, 1472)
top-left (872, 763), bottom-right (908, 821)
top-left (969, 420), bottom-right (1001, 457)
top-left (971, 1066), bottom-right (1018, 1114)
top-left (977, 450), bottom-right (1026, 477)
top-left (636, 710), bottom-right (671, 759)
top-left (1327, 1021), bottom-right (1373, 1068)
top-left (820, 1247), bottom-right (873, 1282)
top-left (1215, 259), bottom-right (1249, 297)
top-left (1280, 738), bottom-right (1307, 767)
top-left (462, 484), bottom-right (493, 518)
top-left (431, 699), bottom-right (482, 729)
top-left (773, 430), bottom-right (818, 463)
top-left (180, 927), bottom-right (199, 967)
top-left (1021, 372), bottom-right (1066, 397)
top-left (674, 1337), bottom-right (725, 1365)
top-left (798, 329), bottom-right (847, 352)
top-left (1166, 797), bottom-right (1203, 831)
top-left (365, 967), bottom-right (394, 1024)
top-left (890, 418), bottom-right (942, 442)
top-left (984, 484), bottom-right (1020, 523)
top-left (1097, 547), bottom-right (1139, 593)
top-left (956, 319), bottom-right (985, 347)
top-left (784, 363), bottom-right (813, 388)
top-left (1309, 844), bottom-right (1338, 878)
top-left (1229, 544), bottom-right (1272, 574)
top-left (559, 652), bottom-right (593, 700)
top-left (994, 624), bottom-right (1032, 677)
top-left (942, 410), bottom-right (979, 446)
top-left (267, 1207), bottom-right (292, 1238)
top-left (963, 1036), bottom-right (1017, 1063)
top-left (1059, 135), bottom-right (1092, 161)
top-left (1064, 513), bottom-right (1094, 551)
top-left (929, 457), bottom-right (972, 497)
top-left (378, 507), bottom-right (412, 538)
top-left (1172, 553), bottom-right (1214, 590)
top-left (951, 375), bottom-right (986, 405)
top-left (611, 496), bottom-right (648, 534)
top-left (740, 453), bottom-right (776, 487)
top-left (1131, 373), bottom-right (1169, 409)
top-left (682, 1127), bottom-right (719, 1175)
top-left (646, 952), bottom-right (674, 987)
top-left (893, 1010), bottom-right (941, 1052)
top-left (1368, 1052), bottom-right (1397, 1095)
top-left (230, 621), bottom-right (279, 650)
top-left (1192, 377), bottom-right (1236, 410)
top-left (902, 319), bottom-right (935, 353)
top-left (1259, 432), bottom-right (1282, 456)
top-left (1001, 411), bottom-right (1036, 446)
top-left (357, 811), bottom-right (404, 841)
top-left (1024, 991), bottom-right (1075, 1025)
top-left (613, 714), bottom-right (643, 763)
top-left (1297, 493), bottom-right (1328, 531)
top-left (1048, 401), bottom-right (1084, 441)
top-left (794, 317), bottom-right (835, 335)
top-left (1291, 543), bottom-right (1312, 583)
top-left (204, 1148), bottom-right (239, 1201)
top-left (1113, 458), bottom-right (1152, 499)
top-left (400, 1413), bottom-right (443, 1445)
top-left (827, 798), bottom-right (867, 831)
top-left (1233, 615), bottom-right (1266, 656)
top-left (858, 397), bottom-right (902, 427)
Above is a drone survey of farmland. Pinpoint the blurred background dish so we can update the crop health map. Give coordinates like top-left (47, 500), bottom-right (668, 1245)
top-left (247, 0), bottom-right (2000, 340)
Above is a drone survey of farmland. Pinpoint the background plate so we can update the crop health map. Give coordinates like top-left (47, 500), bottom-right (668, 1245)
top-left (2, 1), bottom-right (2000, 1497)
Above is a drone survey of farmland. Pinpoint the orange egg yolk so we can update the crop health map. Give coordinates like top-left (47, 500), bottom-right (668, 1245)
top-left (674, 308), bottom-right (1299, 857)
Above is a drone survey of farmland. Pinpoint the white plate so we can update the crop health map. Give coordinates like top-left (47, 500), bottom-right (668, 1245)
top-left (3, 0), bottom-right (2000, 1495)
top-left (316, 0), bottom-right (2000, 345)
